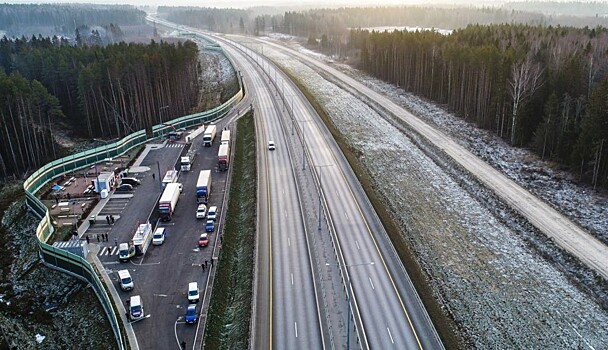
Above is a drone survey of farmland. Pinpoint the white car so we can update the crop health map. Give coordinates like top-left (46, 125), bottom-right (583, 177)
top-left (268, 140), bottom-right (276, 151)
top-left (207, 206), bottom-right (218, 221)
top-left (152, 228), bottom-right (166, 245)
top-left (196, 204), bottom-right (207, 219)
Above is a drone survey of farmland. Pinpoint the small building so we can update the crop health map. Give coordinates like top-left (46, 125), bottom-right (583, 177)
top-left (52, 239), bottom-right (89, 259)
top-left (93, 172), bottom-right (115, 193)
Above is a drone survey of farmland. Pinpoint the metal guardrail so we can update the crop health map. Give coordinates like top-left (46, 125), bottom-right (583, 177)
top-left (23, 52), bottom-right (243, 350)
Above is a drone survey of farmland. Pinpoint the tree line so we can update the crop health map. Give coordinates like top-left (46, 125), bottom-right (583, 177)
top-left (0, 37), bottom-right (201, 178)
top-left (350, 24), bottom-right (608, 188)
top-left (158, 6), bottom-right (249, 34)
top-left (0, 3), bottom-right (145, 37)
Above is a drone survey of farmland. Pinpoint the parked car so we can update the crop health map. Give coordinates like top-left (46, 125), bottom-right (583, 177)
top-left (268, 140), bottom-right (276, 151)
top-left (118, 270), bottom-right (134, 291)
top-left (196, 204), bottom-right (207, 219)
top-left (115, 184), bottom-right (133, 192)
top-left (129, 295), bottom-right (144, 321)
top-left (207, 206), bottom-right (218, 221)
top-left (198, 233), bottom-right (209, 247)
top-left (185, 304), bottom-right (198, 324)
top-left (121, 177), bottom-right (141, 186)
top-left (188, 282), bottom-right (199, 303)
top-left (205, 220), bottom-right (215, 232)
top-left (152, 227), bottom-right (166, 245)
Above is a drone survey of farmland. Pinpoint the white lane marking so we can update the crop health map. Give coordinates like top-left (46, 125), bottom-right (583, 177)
top-left (355, 241), bottom-right (360, 250)
top-left (294, 322), bottom-right (298, 338)
top-left (335, 190), bottom-right (339, 197)
top-left (153, 294), bottom-right (168, 297)
top-left (369, 277), bottom-right (375, 290)
top-left (291, 273), bottom-right (294, 285)
top-left (284, 209), bottom-right (288, 217)
top-left (344, 211), bottom-right (349, 219)
top-left (288, 238), bottom-right (291, 247)
top-left (387, 327), bottom-right (394, 344)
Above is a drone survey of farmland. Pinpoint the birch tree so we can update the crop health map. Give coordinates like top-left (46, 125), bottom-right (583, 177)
top-left (508, 56), bottom-right (544, 145)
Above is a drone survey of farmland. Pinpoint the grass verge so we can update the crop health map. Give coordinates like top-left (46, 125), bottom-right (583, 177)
top-left (283, 70), bottom-right (464, 349)
top-left (204, 111), bottom-right (256, 349)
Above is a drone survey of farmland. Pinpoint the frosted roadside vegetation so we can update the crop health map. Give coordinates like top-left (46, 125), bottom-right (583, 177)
top-left (255, 35), bottom-right (608, 348)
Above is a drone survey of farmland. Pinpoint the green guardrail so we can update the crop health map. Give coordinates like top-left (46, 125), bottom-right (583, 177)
top-left (24, 46), bottom-right (243, 350)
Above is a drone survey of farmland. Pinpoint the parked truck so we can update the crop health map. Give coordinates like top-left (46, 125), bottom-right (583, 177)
top-left (132, 222), bottom-right (153, 255)
top-left (196, 170), bottom-right (211, 203)
top-left (180, 150), bottom-right (196, 172)
top-left (220, 129), bottom-right (230, 145)
top-left (203, 124), bottom-right (217, 147)
top-left (162, 169), bottom-right (179, 188)
top-left (159, 182), bottom-right (181, 221)
top-left (218, 144), bottom-right (230, 171)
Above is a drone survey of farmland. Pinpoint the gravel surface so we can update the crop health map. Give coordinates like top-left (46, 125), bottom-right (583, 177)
top-left (254, 36), bottom-right (608, 349)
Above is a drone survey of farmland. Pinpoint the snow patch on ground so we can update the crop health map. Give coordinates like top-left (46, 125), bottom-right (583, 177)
top-left (253, 40), bottom-right (608, 349)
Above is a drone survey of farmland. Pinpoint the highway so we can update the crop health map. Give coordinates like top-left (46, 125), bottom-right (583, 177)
top-left (222, 37), bottom-right (442, 348)
top-left (258, 39), bottom-right (608, 282)
top-left (220, 33), bottom-right (324, 349)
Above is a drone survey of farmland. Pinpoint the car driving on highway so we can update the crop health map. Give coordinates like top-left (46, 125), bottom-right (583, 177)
top-left (268, 140), bottom-right (276, 151)
top-left (196, 204), bottom-right (207, 219)
top-left (198, 233), bottom-right (209, 247)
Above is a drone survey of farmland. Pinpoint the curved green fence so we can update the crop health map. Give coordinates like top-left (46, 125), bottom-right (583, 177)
top-left (24, 56), bottom-right (243, 349)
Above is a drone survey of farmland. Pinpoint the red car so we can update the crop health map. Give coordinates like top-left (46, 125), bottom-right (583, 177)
top-left (198, 233), bottom-right (209, 247)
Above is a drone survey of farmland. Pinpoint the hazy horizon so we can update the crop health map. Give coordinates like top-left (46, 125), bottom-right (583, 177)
top-left (3, 0), bottom-right (514, 10)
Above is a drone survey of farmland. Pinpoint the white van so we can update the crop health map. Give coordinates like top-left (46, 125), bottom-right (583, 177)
top-left (207, 206), bottom-right (218, 221)
top-left (118, 270), bottom-right (134, 291)
top-left (188, 282), bottom-right (199, 303)
top-left (129, 295), bottom-right (144, 320)
top-left (152, 227), bottom-right (166, 245)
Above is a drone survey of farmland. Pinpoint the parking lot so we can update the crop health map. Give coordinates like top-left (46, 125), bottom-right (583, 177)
top-left (84, 126), bottom-right (230, 349)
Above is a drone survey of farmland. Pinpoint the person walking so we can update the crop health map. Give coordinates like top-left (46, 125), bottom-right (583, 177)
top-left (152, 173), bottom-right (155, 180)
top-left (205, 260), bottom-right (208, 268)
top-left (85, 235), bottom-right (90, 244)
top-left (96, 235), bottom-right (100, 243)
top-left (114, 238), bottom-right (118, 246)
top-left (211, 258), bottom-right (214, 267)
top-left (201, 263), bottom-right (205, 272)
top-left (110, 215), bottom-right (115, 224)
top-left (106, 215), bottom-right (110, 225)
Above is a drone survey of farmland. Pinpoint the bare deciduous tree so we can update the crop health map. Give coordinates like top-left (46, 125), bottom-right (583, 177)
top-left (509, 56), bottom-right (544, 145)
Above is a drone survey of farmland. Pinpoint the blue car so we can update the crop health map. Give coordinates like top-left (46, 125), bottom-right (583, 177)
top-left (205, 220), bottom-right (215, 232)
top-left (185, 304), bottom-right (198, 324)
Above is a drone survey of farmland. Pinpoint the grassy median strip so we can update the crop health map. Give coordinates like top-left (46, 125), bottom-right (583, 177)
top-left (204, 112), bottom-right (256, 349)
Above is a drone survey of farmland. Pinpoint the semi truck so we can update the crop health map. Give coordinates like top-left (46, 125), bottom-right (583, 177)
top-left (159, 182), bottom-right (181, 221)
top-left (203, 124), bottom-right (217, 147)
top-left (196, 170), bottom-right (211, 203)
top-left (218, 144), bottom-right (230, 171)
top-left (220, 129), bottom-right (230, 145)
top-left (162, 169), bottom-right (179, 188)
top-left (180, 150), bottom-right (196, 172)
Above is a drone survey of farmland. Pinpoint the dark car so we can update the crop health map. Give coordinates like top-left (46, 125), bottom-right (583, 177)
top-left (115, 184), bottom-right (133, 192)
top-left (121, 177), bottom-right (141, 186)
top-left (185, 304), bottom-right (198, 324)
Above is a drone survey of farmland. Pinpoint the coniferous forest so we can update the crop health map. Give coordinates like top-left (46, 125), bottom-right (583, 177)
top-left (0, 37), bottom-right (200, 178)
top-left (350, 25), bottom-right (608, 188)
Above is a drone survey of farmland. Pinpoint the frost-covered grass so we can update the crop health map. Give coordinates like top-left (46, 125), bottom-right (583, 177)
top-left (252, 38), bottom-right (608, 349)
top-left (204, 112), bottom-right (256, 349)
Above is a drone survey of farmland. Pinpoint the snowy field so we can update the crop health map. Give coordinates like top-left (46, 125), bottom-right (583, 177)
top-left (253, 36), bottom-right (608, 348)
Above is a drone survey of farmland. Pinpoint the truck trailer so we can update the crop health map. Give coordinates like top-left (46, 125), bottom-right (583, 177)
top-left (203, 125), bottom-right (217, 147)
top-left (218, 144), bottom-right (230, 171)
top-left (162, 170), bottom-right (179, 188)
top-left (196, 170), bottom-right (212, 203)
top-left (159, 182), bottom-right (181, 221)
top-left (132, 222), bottom-right (153, 255)
top-left (220, 129), bottom-right (230, 145)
